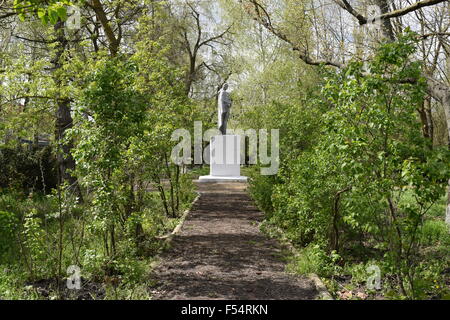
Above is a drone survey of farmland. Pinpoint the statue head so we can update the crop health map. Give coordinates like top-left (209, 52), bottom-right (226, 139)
top-left (223, 83), bottom-right (229, 91)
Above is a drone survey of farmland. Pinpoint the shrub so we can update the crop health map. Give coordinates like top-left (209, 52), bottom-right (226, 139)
top-left (0, 210), bottom-right (18, 262)
top-left (287, 244), bottom-right (341, 277)
top-left (420, 220), bottom-right (450, 246)
top-left (248, 33), bottom-right (450, 298)
top-left (248, 172), bottom-right (277, 215)
top-left (0, 145), bottom-right (57, 193)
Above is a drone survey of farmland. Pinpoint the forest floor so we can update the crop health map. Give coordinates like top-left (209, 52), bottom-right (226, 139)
top-left (149, 182), bottom-right (318, 300)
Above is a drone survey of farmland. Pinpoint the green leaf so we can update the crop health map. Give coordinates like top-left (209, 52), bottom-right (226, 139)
top-left (48, 9), bottom-right (59, 24)
top-left (37, 8), bottom-right (46, 19)
top-left (56, 6), bottom-right (67, 20)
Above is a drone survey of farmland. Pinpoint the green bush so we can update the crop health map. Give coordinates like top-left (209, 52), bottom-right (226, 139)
top-left (0, 266), bottom-right (36, 299)
top-left (248, 34), bottom-right (450, 298)
top-left (248, 172), bottom-right (277, 215)
top-left (420, 220), bottom-right (450, 246)
top-left (179, 173), bottom-right (197, 210)
top-left (0, 192), bottom-right (24, 215)
top-left (287, 244), bottom-right (341, 277)
top-left (0, 145), bottom-right (57, 193)
top-left (0, 210), bottom-right (18, 262)
top-left (20, 209), bottom-right (47, 279)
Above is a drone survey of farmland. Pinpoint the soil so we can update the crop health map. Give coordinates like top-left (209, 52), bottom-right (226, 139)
top-left (27, 277), bottom-right (106, 300)
top-left (150, 182), bottom-right (318, 300)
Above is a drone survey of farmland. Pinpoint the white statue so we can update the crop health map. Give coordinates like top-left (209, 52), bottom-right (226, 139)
top-left (218, 83), bottom-right (232, 135)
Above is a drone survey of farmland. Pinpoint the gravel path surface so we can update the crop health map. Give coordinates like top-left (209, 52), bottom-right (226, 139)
top-left (150, 182), bottom-right (318, 300)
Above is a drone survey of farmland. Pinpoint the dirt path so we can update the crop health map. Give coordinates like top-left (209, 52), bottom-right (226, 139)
top-left (150, 182), bottom-right (318, 300)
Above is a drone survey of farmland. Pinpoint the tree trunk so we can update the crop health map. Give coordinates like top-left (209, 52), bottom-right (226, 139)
top-left (417, 102), bottom-right (431, 140)
top-left (185, 55), bottom-right (196, 96)
top-left (443, 90), bottom-right (450, 225)
top-left (425, 97), bottom-right (434, 144)
top-left (374, 0), bottom-right (395, 40)
top-left (164, 153), bottom-right (176, 218)
top-left (53, 20), bottom-right (83, 201)
top-left (90, 0), bottom-right (120, 56)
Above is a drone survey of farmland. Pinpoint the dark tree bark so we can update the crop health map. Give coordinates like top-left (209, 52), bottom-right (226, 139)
top-left (89, 0), bottom-right (121, 56)
top-left (53, 20), bottom-right (83, 201)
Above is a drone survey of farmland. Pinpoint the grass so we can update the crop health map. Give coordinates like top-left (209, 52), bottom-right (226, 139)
top-left (185, 166), bottom-right (209, 179)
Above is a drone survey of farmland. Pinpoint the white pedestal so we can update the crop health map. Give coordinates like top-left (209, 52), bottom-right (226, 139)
top-left (199, 135), bottom-right (247, 182)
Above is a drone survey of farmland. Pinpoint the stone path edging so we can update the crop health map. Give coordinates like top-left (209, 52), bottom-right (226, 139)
top-left (156, 192), bottom-right (201, 245)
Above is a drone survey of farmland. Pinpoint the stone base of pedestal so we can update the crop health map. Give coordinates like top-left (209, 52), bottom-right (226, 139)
top-left (198, 175), bottom-right (248, 182)
top-left (198, 134), bottom-right (247, 183)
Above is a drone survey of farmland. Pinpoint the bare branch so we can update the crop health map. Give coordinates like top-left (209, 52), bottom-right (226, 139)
top-left (376, 0), bottom-right (447, 22)
top-left (419, 32), bottom-right (450, 39)
top-left (0, 11), bottom-right (16, 19)
top-left (334, 0), bottom-right (447, 26)
top-left (243, 0), bottom-right (343, 67)
top-left (333, 0), bottom-right (367, 25)
top-left (199, 24), bottom-right (233, 48)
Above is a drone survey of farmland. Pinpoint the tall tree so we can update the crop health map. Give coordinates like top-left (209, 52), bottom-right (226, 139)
top-left (240, 0), bottom-right (450, 224)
